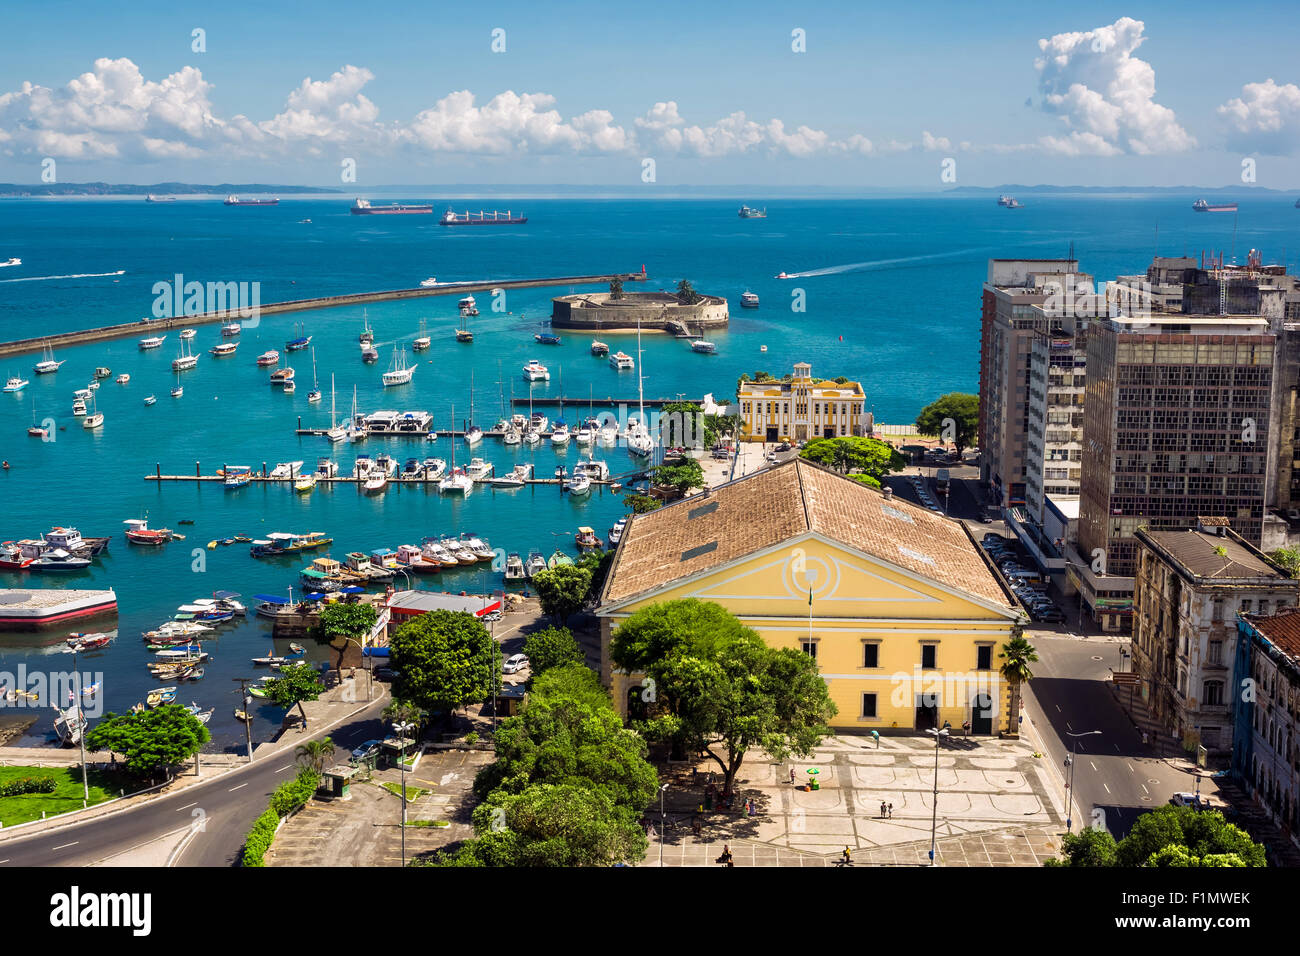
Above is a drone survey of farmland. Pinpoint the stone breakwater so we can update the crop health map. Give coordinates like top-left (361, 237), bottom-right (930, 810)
top-left (550, 291), bottom-right (729, 332)
top-left (0, 272), bottom-right (648, 358)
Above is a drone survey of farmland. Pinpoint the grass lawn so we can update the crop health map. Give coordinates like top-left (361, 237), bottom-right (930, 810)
top-left (409, 819), bottom-right (450, 828)
top-left (379, 782), bottom-right (427, 802)
top-left (0, 766), bottom-right (116, 827)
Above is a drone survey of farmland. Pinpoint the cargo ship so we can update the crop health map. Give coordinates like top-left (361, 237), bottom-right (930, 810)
top-left (0, 588), bottom-right (117, 629)
top-left (738, 205), bottom-right (767, 218)
top-left (352, 198), bottom-right (434, 215)
top-left (225, 195), bottom-right (279, 206)
top-left (1193, 199), bottom-right (1238, 212)
top-left (440, 209), bottom-right (527, 226)
top-left (146, 194), bottom-right (177, 203)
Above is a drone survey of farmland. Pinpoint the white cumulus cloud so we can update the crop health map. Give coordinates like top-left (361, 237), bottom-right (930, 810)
top-left (1034, 17), bottom-right (1194, 155)
top-left (1218, 78), bottom-right (1300, 155)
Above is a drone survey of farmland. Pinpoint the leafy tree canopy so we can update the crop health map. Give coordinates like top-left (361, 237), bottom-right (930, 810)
top-left (622, 493), bottom-right (662, 515)
top-left (799, 436), bottom-right (904, 480)
top-left (1116, 806), bottom-right (1265, 868)
top-left (650, 458), bottom-right (704, 495)
top-left (1268, 547), bottom-right (1300, 577)
top-left (915, 392), bottom-right (979, 455)
top-left (522, 626), bottom-right (586, 675)
top-left (675, 279), bottom-right (702, 305)
top-left (85, 705), bottom-right (210, 778)
top-left (265, 661), bottom-right (326, 727)
top-left (316, 601), bottom-right (378, 642)
top-left (530, 662), bottom-right (612, 711)
top-left (389, 610), bottom-right (494, 713)
top-left (532, 564), bottom-right (594, 625)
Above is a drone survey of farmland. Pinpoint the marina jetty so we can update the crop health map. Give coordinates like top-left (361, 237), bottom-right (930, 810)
top-left (0, 271), bottom-right (648, 359)
top-left (550, 290), bottom-right (728, 333)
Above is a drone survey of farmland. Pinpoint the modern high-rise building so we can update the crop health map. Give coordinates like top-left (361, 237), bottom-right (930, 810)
top-left (1074, 312), bottom-right (1276, 630)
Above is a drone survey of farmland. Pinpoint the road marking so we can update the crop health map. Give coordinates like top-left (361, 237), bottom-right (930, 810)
top-left (51, 842), bottom-right (78, 851)
top-left (1055, 705), bottom-right (1062, 713)
top-left (1128, 763), bottom-right (1135, 773)
top-left (1141, 783), bottom-right (1149, 794)
top-left (228, 783), bottom-right (248, 792)
top-left (1114, 743), bottom-right (1120, 752)
top-left (276, 765), bottom-right (293, 773)
top-left (0, 859), bottom-right (9, 864)
top-left (1103, 783), bottom-right (1111, 794)
top-left (176, 802), bottom-right (197, 811)
top-left (1090, 761), bottom-right (1097, 772)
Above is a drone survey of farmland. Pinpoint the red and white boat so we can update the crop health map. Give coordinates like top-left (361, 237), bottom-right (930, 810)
top-left (66, 631), bottom-right (112, 651)
top-left (0, 541), bottom-right (34, 570)
top-left (256, 350), bottom-right (281, 367)
top-left (123, 518), bottom-right (172, 546)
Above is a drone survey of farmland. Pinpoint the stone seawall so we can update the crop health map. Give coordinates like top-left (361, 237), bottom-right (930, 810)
top-left (550, 291), bottom-right (729, 332)
top-left (0, 272), bottom-right (646, 358)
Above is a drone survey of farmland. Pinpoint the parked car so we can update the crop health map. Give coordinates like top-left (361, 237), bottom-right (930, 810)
top-left (502, 653), bottom-right (530, 674)
top-left (776, 442), bottom-right (792, 452)
top-left (373, 666), bottom-right (397, 682)
top-left (351, 739), bottom-right (381, 762)
top-left (1170, 792), bottom-right (1212, 811)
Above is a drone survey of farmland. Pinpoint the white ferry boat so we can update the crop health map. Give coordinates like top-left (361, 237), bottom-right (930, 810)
top-left (522, 360), bottom-right (550, 382)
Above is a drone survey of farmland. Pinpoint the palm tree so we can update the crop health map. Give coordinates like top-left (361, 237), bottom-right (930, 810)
top-left (998, 629), bottom-right (1038, 738)
top-left (295, 736), bottom-right (335, 775)
top-left (383, 700), bottom-right (427, 756)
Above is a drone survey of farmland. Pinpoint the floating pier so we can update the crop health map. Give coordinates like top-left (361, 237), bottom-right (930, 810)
top-left (143, 462), bottom-right (623, 489)
top-left (0, 271), bottom-right (649, 358)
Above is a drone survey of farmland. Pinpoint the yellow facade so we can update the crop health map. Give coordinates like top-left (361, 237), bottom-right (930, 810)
top-left (599, 533), bottom-right (1018, 735)
top-left (737, 361), bottom-right (866, 443)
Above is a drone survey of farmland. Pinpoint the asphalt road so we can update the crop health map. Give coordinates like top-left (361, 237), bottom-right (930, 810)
top-left (1024, 635), bottom-right (1195, 839)
top-left (0, 696), bottom-right (391, 867)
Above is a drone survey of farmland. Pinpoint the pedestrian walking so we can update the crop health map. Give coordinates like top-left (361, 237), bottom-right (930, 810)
top-left (880, 800), bottom-right (887, 818)
top-left (962, 719), bottom-right (970, 737)
top-left (887, 802), bottom-right (894, 819)
top-left (790, 767), bottom-right (796, 785)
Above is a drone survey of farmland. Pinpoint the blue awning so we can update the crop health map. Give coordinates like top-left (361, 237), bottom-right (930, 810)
top-left (362, 647), bottom-right (390, 658)
top-left (339, 586), bottom-right (365, 594)
top-left (304, 592), bottom-right (326, 601)
top-left (254, 594), bottom-right (289, 605)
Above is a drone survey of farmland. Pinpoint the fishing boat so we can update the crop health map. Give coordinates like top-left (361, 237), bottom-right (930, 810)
top-left (382, 346), bottom-right (416, 386)
top-left (740, 291), bottom-right (759, 308)
top-left (285, 322), bottom-right (312, 352)
top-left (139, 335), bottom-right (166, 350)
top-left (224, 465), bottom-right (253, 489)
top-left (251, 647), bottom-right (289, 666)
top-left (283, 379), bottom-right (296, 394)
top-left (256, 350), bottom-right (281, 367)
top-left (221, 322), bottom-right (242, 336)
top-left (186, 703), bottom-right (214, 723)
top-left (505, 552), bottom-right (525, 581)
top-left (210, 341), bottom-right (238, 357)
top-left (396, 544), bottom-right (440, 573)
top-left (0, 542), bottom-right (34, 570)
top-left (1193, 199), bottom-right (1238, 212)
top-left (250, 531), bottom-right (331, 557)
top-left (3, 375), bottom-right (27, 392)
top-left (288, 642), bottom-right (306, 655)
top-left (551, 419), bottom-right (571, 445)
top-left (146, 687), bottom-right (178, 708)
top-left (575, 526), bottom-right (601, 549)
top-left (144, 395), bottom-right (157, 405)
top-left (33, 343), bottom-right (65, 374)
top-left (115, 373), bottom-right (130, 384)
top-left (535, 329), bottom-right (561, 346)
top-left (610, 351), bottom-right (634, 370)
top-left (590, 340), bottom-right (609, 356)
top-left (548, 549), bottom-right (574, 570)
top-left (247, 678), bottom-right (273, 699)
top-left (524, 551), bottom-right (547, 578)
top-left (64, 631), bottom-right (112, 652)
top-left (522, 359), bottom-right (550, 381)
top-left (53, 705), bottom-right (86, 746)
top-left (234, 707), bottom-right (253, 722)
top-left (123, 518), bottom-right (172, 545)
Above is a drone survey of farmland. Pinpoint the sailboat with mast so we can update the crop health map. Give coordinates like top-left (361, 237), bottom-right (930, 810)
top-left (413, 318), bottom-right (431, 352)
top-left (439, 402), bottom-right (474, 494)
top-left (627, 317), bottom-right (655, 458)
top-left (326, 374), bottom-right (347, 442)
top-left (464, 371), bottom-right (482, 445)
top-left (382, 346), bottom-right (416, 386)
top-left (307, 348), bottom-right (322, 403)
top-left (346, 384), bottom-right (366, 442)
top-left (358, 309), bottom-right (374, 345)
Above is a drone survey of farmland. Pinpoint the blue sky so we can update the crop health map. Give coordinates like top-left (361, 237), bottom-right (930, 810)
top-left (2, 0), bottom-right (1299, 187)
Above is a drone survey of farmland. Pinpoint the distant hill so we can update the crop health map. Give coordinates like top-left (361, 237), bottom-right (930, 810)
top-left (0, 182), bottom-right (342, 197)
top-left (948, 184), bottom-right (1292, 195)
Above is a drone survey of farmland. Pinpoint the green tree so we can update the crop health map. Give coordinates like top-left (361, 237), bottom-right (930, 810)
top-left (295, 737), bottom-right (335, 775)
top-left (660, 401), bottom-right (720, 448)
top-left (1268, 547), bottom-right (1300, 577)
top-left (1047, 827), bottom-right (1118, 867)
top-left (85, 705), bottom-right (210, 779)
top-left (316, 601), bottom-right (378, 643)
top-left (622, 493), bottom-right (662, 515)
top-left (522, 626), bottom-right (586, 675)
top-left (999, 630), bottom-right (1037, 737)
top-left (532, 564), bottom-right (594, 625)
top-left (1116, 806), bottom-right (1265, 868)
top-left (915, 392), bottom-right (979, 456)
top-left (389, 610), bottom-right (494, 714)
top-left (650, 458), bottom-right (704, 496)
top-left (577, 550), bottom-right (615, 603)
top-left (798, 436), bottom-right (905, 484)
top-left (265, 661), bottom-right (326, 728)
top-left (431, 783), bottom-right (647, 867)
top-left (530, 662), bottom-right (611, 711)
top-left (610, 599), bottom-right (836, 797)
top-left (609, 276), bottom-right (624, 300)
top-left (473, 687), bottom-right (658, 810)
top-left (675, 279), bottom-right (702, 305)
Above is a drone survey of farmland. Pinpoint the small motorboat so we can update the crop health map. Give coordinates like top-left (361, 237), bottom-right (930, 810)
top-left (575, 526), bottom-right (601, 549)
top-left (65, 632), bottom-right (112, 652)
top-left (115, 373), bottom-right (130, 384)
top-left (94, 367), bottom-right (112, 379)
top-left (146, 687), bottom-right (178, 708)
top-left (222, 323), bottom-right (242, 336)
top-left (775, 271), bottom-right (791, 279)
top-left (234, 707), bottom-right (253, 722)
top-left (251, 647), bottom-right (289, 666)
top-left (590, 340), bottom-right (609, 356)
top-left (144, 395), bottom-right (157, 405)
top-left (180, 328), bottom-right (197, 340)
top-left (288, 642), bottom-right (306, 655)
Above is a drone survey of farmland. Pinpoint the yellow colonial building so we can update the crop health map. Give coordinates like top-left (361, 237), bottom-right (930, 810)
top-left (597, 459), bottom-right (1022, 735)
top-left (737, 361), bottom-right (868, 443)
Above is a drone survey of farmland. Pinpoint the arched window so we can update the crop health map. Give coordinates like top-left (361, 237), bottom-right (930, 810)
top-left (1203, 680), bottom-right (1224, 707)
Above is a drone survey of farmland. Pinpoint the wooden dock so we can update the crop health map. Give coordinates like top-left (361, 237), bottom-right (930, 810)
top-left (143, 463), bottom-right (623, 489)
top-left (0, 271), bottom-right (648, 358)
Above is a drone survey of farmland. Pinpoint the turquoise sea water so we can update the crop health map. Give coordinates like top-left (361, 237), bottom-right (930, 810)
top-left (0, 194), bottom-right (1294, 747)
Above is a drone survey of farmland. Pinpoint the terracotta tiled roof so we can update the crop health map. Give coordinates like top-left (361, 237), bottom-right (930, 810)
top-left (600, 459), bottom-right (1013, 610)
top-left (1245, 607), bottom-right (1300, 659)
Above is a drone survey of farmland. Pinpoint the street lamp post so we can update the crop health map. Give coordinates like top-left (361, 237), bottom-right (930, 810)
top-left (926, 721), bottom-right (951, 865)
top-left (71, 646), bottom-right (88, 801)
top-left (1064, 729), bottom-right (1103, 832)
top-left (393, 719), bottom-right (414, 866)
top-left (660, 785), bottom-right (670, 868)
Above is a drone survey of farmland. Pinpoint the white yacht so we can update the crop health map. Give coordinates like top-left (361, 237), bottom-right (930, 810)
top-left (139, 335), bottom-right (166, 350)
top-left (422, 539), bottom-right (457, 566)
top-left (382, 346), bottom-right (416, 387)
top-left (599, 421), bottom-right (619, 444)
top-left (610, 351), bottom-right (635, 370)
top-left (524, 426), bottom-right (541, 446)
top-left (221, 323), bottom-right (242, 337)
top-left (82, 395), bottom-right (104, 429)
top-left (464, 424), bottom-right (483, 446)
top-left (423, 458), bottom-right (447, 479)
top-left (180, 328), bottom-right (197, 340)
top-left (739, 291), bottom-right (759, 308)
top-left (575, 419), bottom-right (596, 445)
top-left (550, 420), bottom-right (570, 445)
top-left (71, 397), bottom-right (86, 416)
top-left (575, 456), bottom-right (610, 481)
top-left (503, 423), bottom-right (522, 445)
top-left (33, 344), bottom-right (64, 374)
top-left (529, 412), bottom-right (549, 434)
top-left (565, 472), bottom-right (591, 495)
top-left (690, 339), bottom-right (717, 354)
top-left (466, 458), bottom-right (494, 481)
top-left (363, 473), bottom-right (388, 495)
top-left (522, 360), bottom-right (550, 382)
top-left (4, 376), bottom-right (28, 393)
top-left (438, 466), bottom-right (473, 495)
top-left (268, 461), bottom-right (305, 480)
top-left (419, 277), bottom-right (438, 288)
top-left (489, 463), bottom-right (533, 487)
